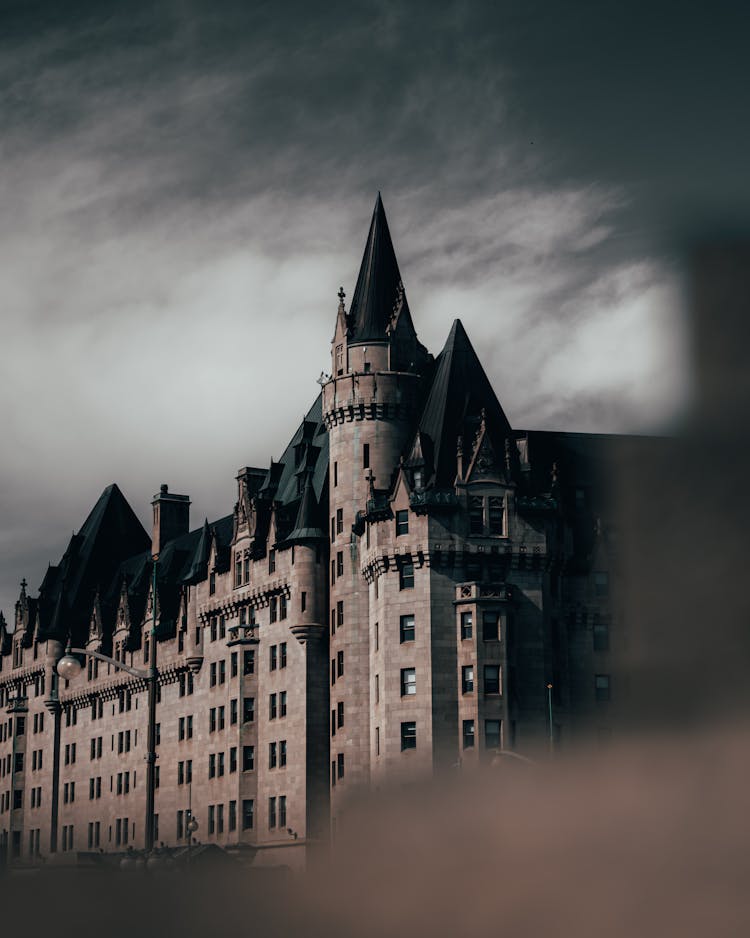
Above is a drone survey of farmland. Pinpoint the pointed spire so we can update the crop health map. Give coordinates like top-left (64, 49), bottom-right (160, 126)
top-left (349, 194), bottom-right (415, 343)
top-left (182, 518), bottom-right (212, 585)
top-left (287, 474), bottom-right (325, 542)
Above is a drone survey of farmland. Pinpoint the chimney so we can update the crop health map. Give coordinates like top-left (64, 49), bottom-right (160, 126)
top-left (151, 484), bottom-right (191, 556)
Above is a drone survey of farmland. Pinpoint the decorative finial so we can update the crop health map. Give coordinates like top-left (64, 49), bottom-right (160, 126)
top-left (504, 438), bottom-right (512, 473)
top-left (20, 578), bottom-right (27, 595)
top-left (337, 286), bottom-right (346, 309)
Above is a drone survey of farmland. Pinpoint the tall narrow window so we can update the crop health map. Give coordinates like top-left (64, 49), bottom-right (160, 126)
top-left (469, 496), bottom-right (484, 534)
top-left (363, 443), bottom-right (370, 469)
top-left (399, 614), bottom-right (415, 643)
top-left (461, 665), bottom-right (474, 694)
top-left (482, 611), bottom-right (500, 642)
top-left (462, 719), bottom-right (475, 749)
top-left (399, 561), bottom-right (414, 590)
top-left (336, 508), bottom-right (343, 534)
top-left (460, 611), bottom-right (473, 639)
top-left (488, 497), bottom-right (504, 535)
top-left (484, 665), bottom-right (501, 695)
top-left (485, 719), bottom-right (502, 749)
top-left (401, 721), bottom-right (417, 751)
top-left (395, 510), bottom-right (409, 536)
top-left (595, 674), bottom-right (611, 701)
top-left (400, 668), bottom-right (416, 696)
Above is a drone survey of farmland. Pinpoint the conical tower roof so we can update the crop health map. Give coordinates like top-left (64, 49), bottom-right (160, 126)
top-left (348, 193), bottom-right (416, 344)
top-left (287, 474), bottom-right (326, 542)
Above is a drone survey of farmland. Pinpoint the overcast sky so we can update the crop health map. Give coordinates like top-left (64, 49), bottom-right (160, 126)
top-left (2, 0), bottom-right (749, 621)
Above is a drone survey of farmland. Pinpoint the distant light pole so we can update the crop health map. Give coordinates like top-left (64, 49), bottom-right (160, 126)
top-left (546, 682), bottom-right (554, 754)
top-left (56, 557), bottom-right (161, 852)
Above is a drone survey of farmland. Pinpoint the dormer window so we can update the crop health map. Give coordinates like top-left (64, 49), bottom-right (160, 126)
top-left (335, 344), bottom-right (344, 376)
top-left (209, 571), bottom-right (216, 596)
top-left (469, 495), bottom-right (506, 537)
top-left (413, 469), bottom-right (423, 490)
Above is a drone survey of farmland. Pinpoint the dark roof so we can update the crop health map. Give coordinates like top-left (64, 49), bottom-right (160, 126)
top-left (414, 319), bottom-right (513, 488)
top-left (287, 474), bottom-right (326, 542)
top-left (348, 193), bottom-right (417, 344)
top-left (38, 484), bottom-right (151, 643)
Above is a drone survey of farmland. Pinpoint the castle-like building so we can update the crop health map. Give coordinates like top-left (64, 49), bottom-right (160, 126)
top-left (0, 196), bottom-right (620, 867)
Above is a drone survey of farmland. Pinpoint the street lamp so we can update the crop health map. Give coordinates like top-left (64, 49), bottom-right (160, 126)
top-left (56, 556), bottom-right (161, 853)
top-left (546, 682), bottom-right (554, 755)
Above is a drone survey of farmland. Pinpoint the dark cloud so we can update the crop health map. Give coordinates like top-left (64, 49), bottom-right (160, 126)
top-left (1, 0), bottom-right (748, 616)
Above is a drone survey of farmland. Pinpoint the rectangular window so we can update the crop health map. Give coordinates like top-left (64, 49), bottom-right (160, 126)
top-left (209, 572), bottom-right (216, 595)
top-left (244, 650), bottom-right (255, 675)
top-left (270, 645), bottom-right (278, 671)
top-left (401, 721), bottom-right (417, 751)
top-left (268, 797), bottom-right (277, 829)
top-left (229, 800), bottom-right (237, 832)
top-left (460, 611), bottom-right (473, 640)
top-left (399, 561), bottom-right (414, 590)
top-left (209, 708), bottom-right (216, 733)
top-left (219, 659), bottom-right (226, 684)
top-left (485, 719), bottom-right (502, 750)
top-left (243, 698), bottom-right (255, 722)
top-left (270, 597), bottom-right (278, 623)
top-left (301, 591), bottom-right (306, 612)
top-left (395, 509), bottom-right (409, 536)
top-left (269, 693), bottom-right (277, 719)
top-left (363, 443), bottom-right (370, 469)
top-left (230, 747), bottom-right (237, 773)
top-left (208, 805), bottom-right (215, 835)
top-left (334, 461), bottom-right (338, 486)
top-left (594, 572), bottom-right (609, 598)
top-left (279, 740), bottom-right (287, 767)
top-left (399, 614), bottom-right (415, 643)
top-left (243, 746), bottom-right (255, 772)
top-left (488, 497), bottom-right (504, 535)
top-left (461, 665), bottom-right (474, 694)
top-left (374, 622), bottom-right (379, 651)
top-left (484, 665), bottom-right (501, 695)
top-left (279, 795), bottom-right (287, 828)
top-left (242, 799), bottom-right (254, 830)
top-left (337, 752), bottom-right (345, 779)
top-left (469, 496), bottom-right (484, 535)
top-left (230, 698), bottom-right (238, 725)
top-left (337, 601), bottom-right (344, 628)
top-left (209, 754), bottom-right (216, 779)
top-left (269, 742), bottom-right (277, 769)
top-left (482, 611), bottom-right (500, 642)
top-left (230, 651), bottom-right (238, 678)
top-left (595, 674), bottom-right (611, 702)
top-left (593, 616), bottom-right (610, 651)
top-left (218, 705), bottom-right (225, 731)
top-left (218, 752), bottom-right (225, 777)
top-left (280, 642), bottom-right (287, 668)
top-left (280, 690), bottom-right (287, 717)
top-left (401, 668), bottom-right (416, 696)
top-left (337, 701), bottom-right (344, 728)
top-left (279, 595), bottom-right (287, 620)
top-left (337, 650), bottom-right (344, 677)
top-left (462, 719), bottom-right (475, 749)
top-left (210, 662), bottom-right (217, 687)
top-left (336, 508), bottom-right (343, 534)
top-left (187, 715), bottom-right (193, 738)
top-left (336, 552), bottom-right (344, 577)
top-left (268, 550), bottom-right (276, 574)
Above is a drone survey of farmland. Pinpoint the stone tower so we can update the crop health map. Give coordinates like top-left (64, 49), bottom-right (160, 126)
top-left (321, 194), bottom-right (431, 819)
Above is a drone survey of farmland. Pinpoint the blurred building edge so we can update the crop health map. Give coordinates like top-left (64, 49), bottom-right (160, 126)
top-left (616, 241), bottom-right (750, 727)
top-left (0, 195), bottom-right (694, 871)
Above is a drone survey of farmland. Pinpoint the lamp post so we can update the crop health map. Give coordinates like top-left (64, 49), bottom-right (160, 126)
top-left (56, 557), bottom-right (160, 853)
top-left (546, 682), bottom-right (554, 755)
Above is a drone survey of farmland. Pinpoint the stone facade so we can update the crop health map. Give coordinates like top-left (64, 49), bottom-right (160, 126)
top-left (0, 195), bottom-right (625, 866)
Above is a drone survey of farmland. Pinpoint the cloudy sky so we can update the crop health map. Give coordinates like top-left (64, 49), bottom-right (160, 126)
top-left (1, 0), bottom-right (748, 620)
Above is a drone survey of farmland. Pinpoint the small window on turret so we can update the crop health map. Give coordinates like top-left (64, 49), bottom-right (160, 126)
top-left (335, 344), bottom-right (344, 376)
